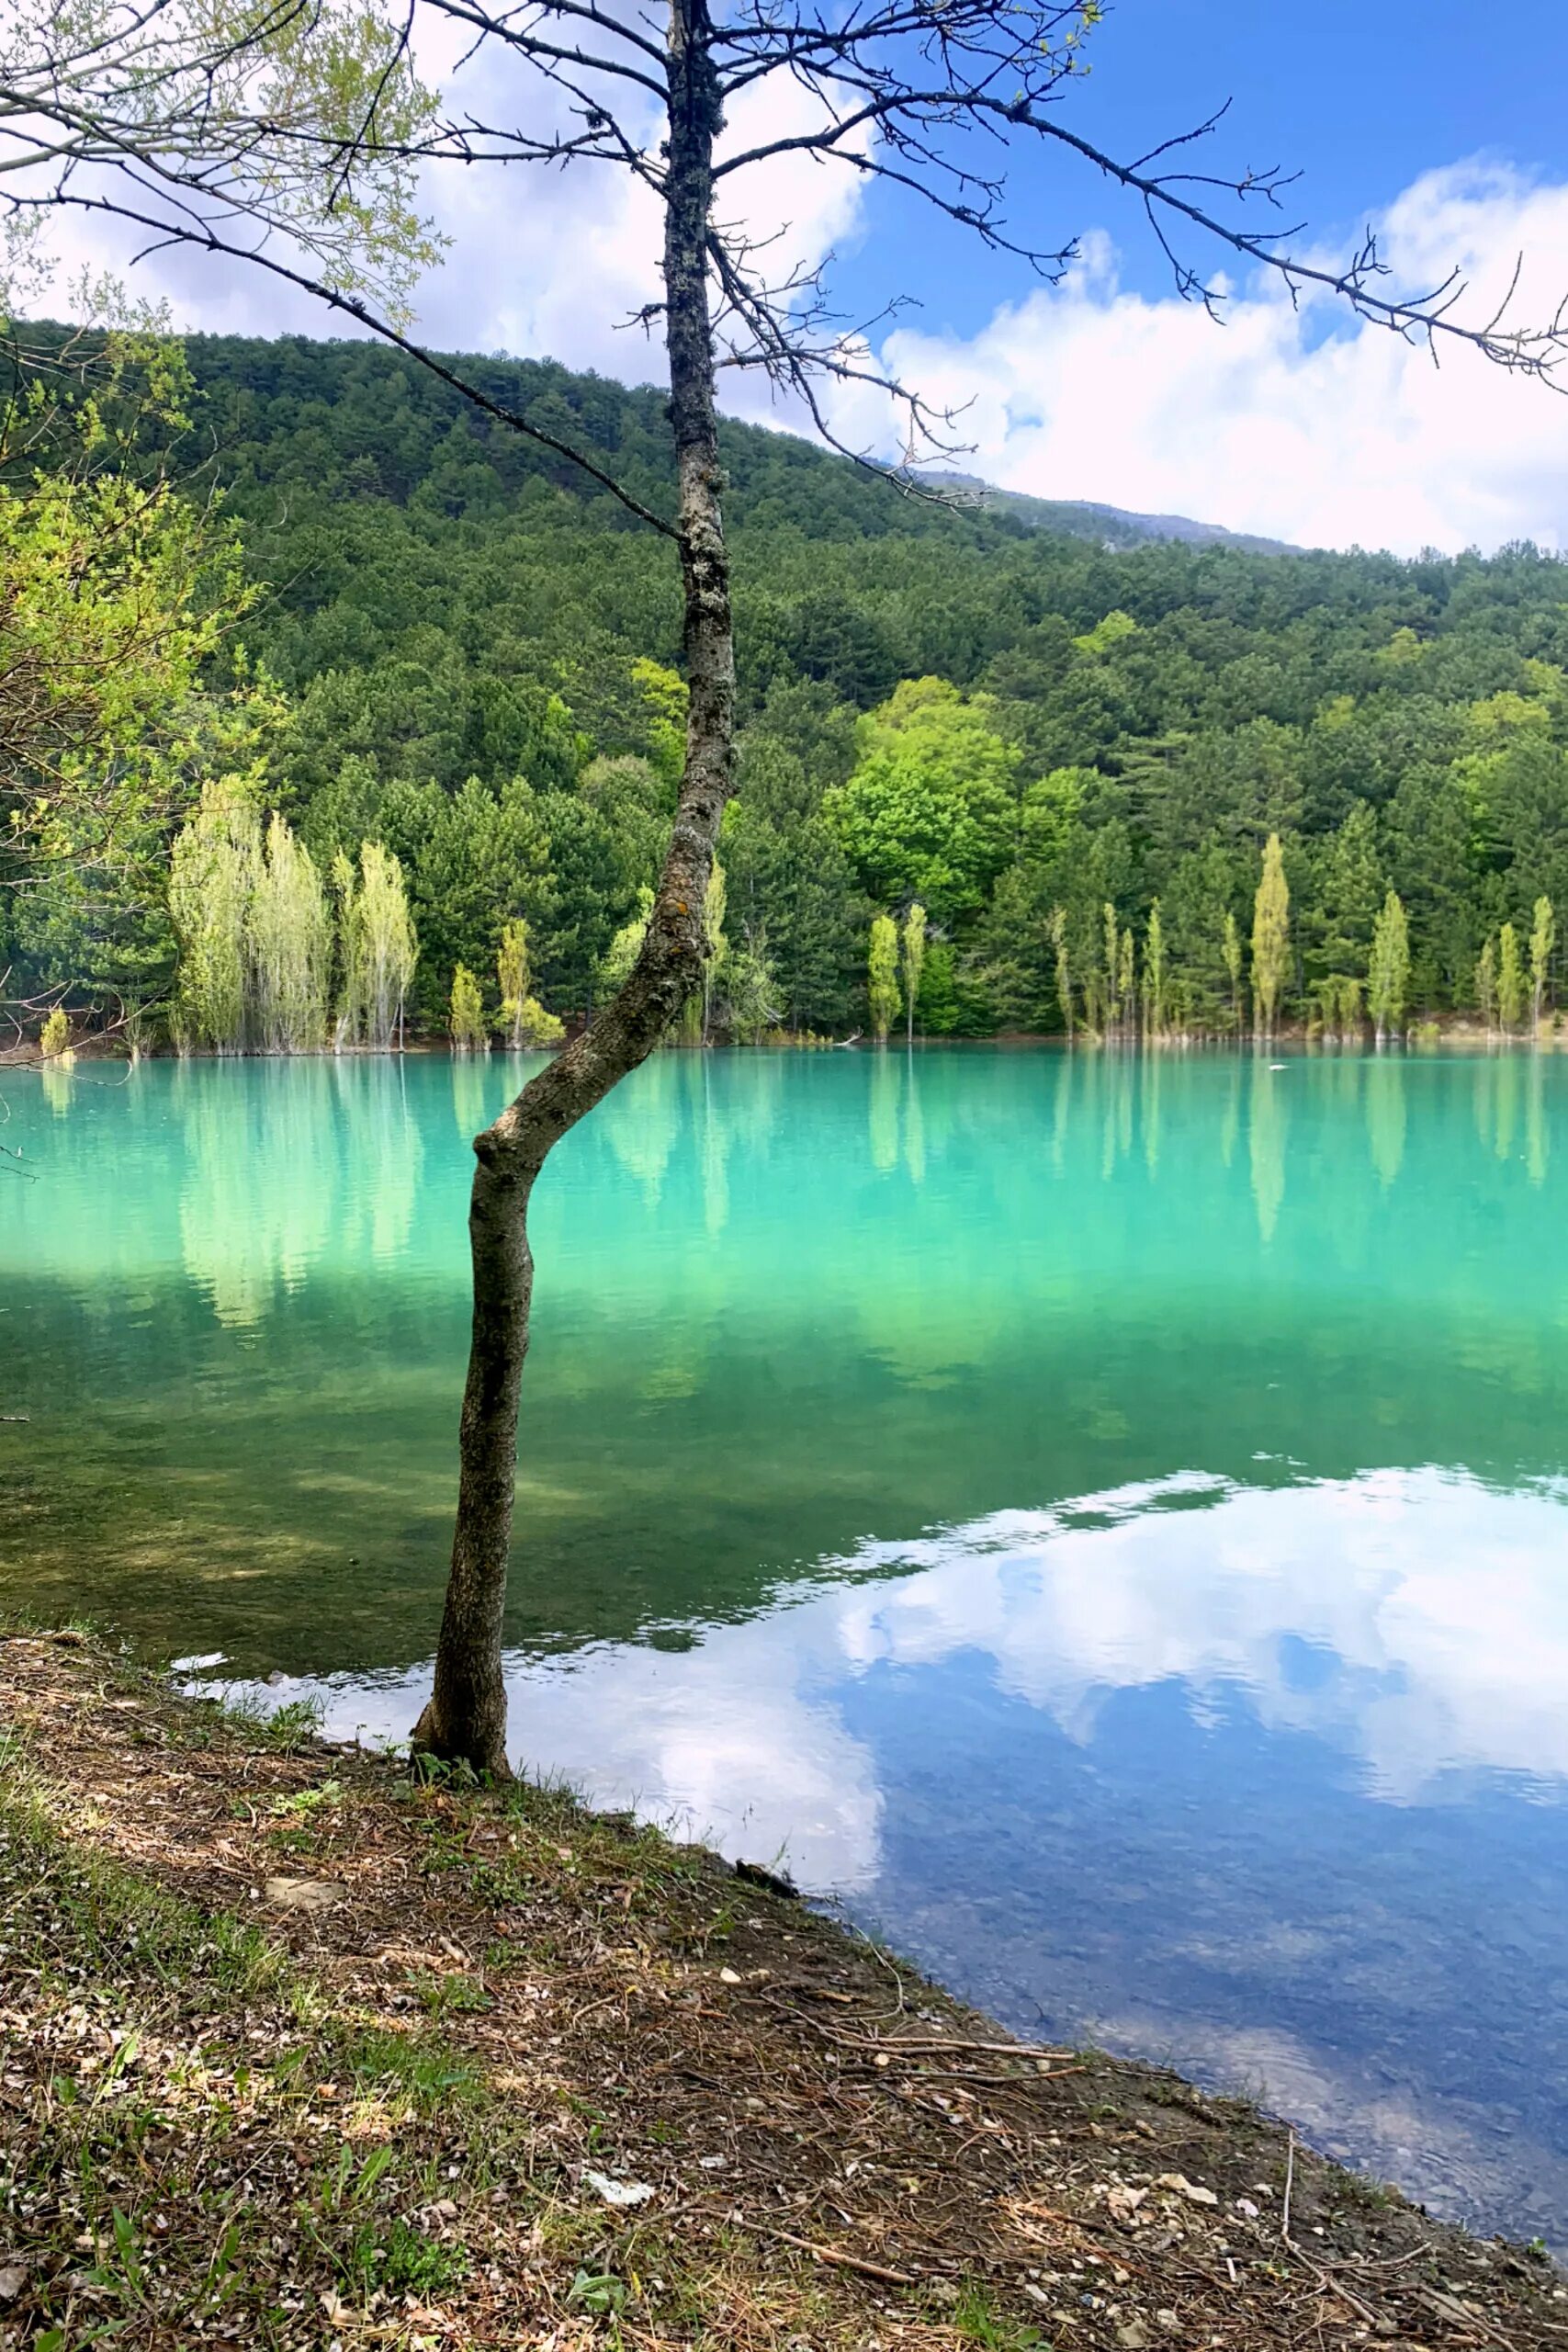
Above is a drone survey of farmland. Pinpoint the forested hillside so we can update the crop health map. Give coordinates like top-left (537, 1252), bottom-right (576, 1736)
top-left (11, 329), bottom-right (1568, 1044)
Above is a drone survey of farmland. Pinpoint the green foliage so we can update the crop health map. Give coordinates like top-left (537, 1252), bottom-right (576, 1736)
top-left (28, 330), bottom-right (1568, 1048)
top-left (867, 913), bottom-right (900, 1043)
top-left (1498, 922), bottom-right (1527, 1031)
top-left (1529, 893), bottom-right (1555, 1032)
top-left (448, 962), bottom-right (487, 1052)
top-left (901, 901), bottom-right (927, 1044)
top-left (39, 1005), bottom-right (70, 1057)
top-left (1251, 833), bottom-right (1291, 1038)
top-left (826, 679), bottom-right (1020, 920)
top-left (335, 840), bottom-right (418, 1049)
top-left (1368, 890), bottom-right (1410, 1043)
top-left (496, 916), bottom-right (563, 1046)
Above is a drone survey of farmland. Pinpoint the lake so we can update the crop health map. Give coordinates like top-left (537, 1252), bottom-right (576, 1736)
top-left (6, 1046), bottom-right (1568, 2244)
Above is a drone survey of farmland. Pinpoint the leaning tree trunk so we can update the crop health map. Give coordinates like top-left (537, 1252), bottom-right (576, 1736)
top-left (412, 0), bottom-right (733, 1777)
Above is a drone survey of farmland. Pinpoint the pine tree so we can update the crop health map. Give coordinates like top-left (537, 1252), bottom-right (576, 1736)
top-left (1367, 889), bottom-right (1409, 1047)
top-left (1251, 834), bottom-right (1291, 1041)
top-left (449, 963), bottom-right (488, 1053)
top-left (901, 901), bottom-right (927, 1046)
top-left (1530, 894), bottom-right (1555, 1035)
top-left (1498, 922), bottom-right (1527, 1032)
top-left (867, 913), bottom-right (900, 1043)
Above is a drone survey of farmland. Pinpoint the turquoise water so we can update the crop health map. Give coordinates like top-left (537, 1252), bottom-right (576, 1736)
top-left (6, 1047), bottom-right (1568, 2239)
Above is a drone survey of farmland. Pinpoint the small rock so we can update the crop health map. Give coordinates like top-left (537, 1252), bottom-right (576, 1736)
top-left (0, 2264), bottom-right (27, 2302)
top-left (1117, 2324), bottom-right (1151, 2349)
top-left (1157, 2173), bottom-right (1218, 2208)
top-left (1235, 2198), bottom-right (1260, 2219)
top-left (717, 1966), bottom-right (742, 1985)
top-left (263, 1876), bottom-right (341, 1912)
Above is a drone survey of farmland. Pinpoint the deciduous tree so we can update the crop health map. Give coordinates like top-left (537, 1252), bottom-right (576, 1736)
top-left (15, 0), bottom-right (1566, 1773)
top-left (1251, 834), bottom-right (1291, 1043)
top-left (867, 913), bottom-right (900, 1044)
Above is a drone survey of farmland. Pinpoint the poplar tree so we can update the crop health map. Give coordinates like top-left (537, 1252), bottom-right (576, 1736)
top-left (1530, 894), bottom-right (1555, 1035)
top-left (498, 919), bottom-right (531, 1049)
top-left (498, 917), bottom-right (566, 1050)
top-left (1049, 906), bottom-right (1074, 1044)
top-left (1251, 835), bottom-right (1291, 1042)
top-left (1475, 936), bottom-right (1499, 1035)
top-left (336, 842), bottom-right (418, 1050)
top-left (449, 965), bottom-right (488, 1052)
top-left (868, 915), bottom-right (901, 1044)
top-left (1144, 902), bottom-right (1167, 1043)
top-left (250, 814), bottom-right (331, 1054)
top-left (701, 862), bottom-right (728, 1044)
top-left (902, 903), bottom-right (928, 1047)
top-left (360, 844), bottom-right (419, 1051)
top-left (1102, 904), bottom-right (1122, 1039)
top-left (1118, 929), bottom-right (1135, 1042)
top-left (168, 781), bottom-right (262, 1053)
top-left (1499, 922), bottom-right (1527, 1033)
top-left (1367, 890), bottom-right (1409, 1048)
top-left (1223, 911), bottom-right (1245, 1035)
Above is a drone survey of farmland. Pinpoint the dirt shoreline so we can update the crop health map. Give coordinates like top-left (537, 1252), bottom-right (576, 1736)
top-left (2, 1625), bottom-right (1562, 2350)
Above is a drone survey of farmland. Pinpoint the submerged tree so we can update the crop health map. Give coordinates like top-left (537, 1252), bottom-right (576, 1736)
top-left (17, 0), bottom-right (1567, 1770)
top-left (251, 815), bottom-right (331, 1054)
top-left (497, 917), bottom-right (564, 1050)
top-left (449, 964), bottom-right (488, 1053)
top-left (1049, 906), bottom-right (1075, 1045)
top-left (339, 842), bottom-right (419, 1052)
top-left (868, 914), bottom-right (900, 1045)
top-left (1367, 890), bottom-right (1409, 1049)
top-left (902, 904), bottom-right (928, 1048)
top-left (1251, 835), bottom-right (1292, 1044)
top-left (1499, 922), bottom-right (1527, 1034)
top-left (1223, 911), bottom-right (1245, 1036)
top-left (1530, 894), bottom-right (1555, 1037)
top-left (168, 782), bottom-right (262, 1054)
top-left (1476, 934), bottom-right (1499, 1036)
top-left (1143, 902), bottom-right (1167, 1044)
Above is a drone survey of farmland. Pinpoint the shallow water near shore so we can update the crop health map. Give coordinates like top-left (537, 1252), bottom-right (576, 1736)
top-left (6, 1046), bottom-right (1568, 2242)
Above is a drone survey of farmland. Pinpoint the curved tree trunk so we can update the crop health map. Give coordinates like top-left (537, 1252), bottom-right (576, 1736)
top-left (412, 0), bottom-right (733, 1777)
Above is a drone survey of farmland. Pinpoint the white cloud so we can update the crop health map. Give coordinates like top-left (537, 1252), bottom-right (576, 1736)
top-left (42, 109), bottom-right (1568, 553)
top-left (219, 1464), bottom-right (1568, 1892)
top-left (853, 162), bottom-right (1568, 554)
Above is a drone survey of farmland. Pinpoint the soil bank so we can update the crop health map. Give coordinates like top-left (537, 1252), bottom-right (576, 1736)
top-left (1, 1626), bottom-right (1562, 2350)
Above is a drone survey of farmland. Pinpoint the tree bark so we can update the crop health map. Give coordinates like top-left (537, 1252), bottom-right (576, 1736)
top-left (412, 0), bottom-right (733, 1778)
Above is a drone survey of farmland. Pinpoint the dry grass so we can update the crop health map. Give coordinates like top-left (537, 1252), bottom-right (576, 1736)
top-left (1, 1625), bottom-right (1564, 2350)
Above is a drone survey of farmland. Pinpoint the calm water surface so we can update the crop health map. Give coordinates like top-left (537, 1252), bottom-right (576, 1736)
top-left (6, 1047), bottom-right (1568, 2241)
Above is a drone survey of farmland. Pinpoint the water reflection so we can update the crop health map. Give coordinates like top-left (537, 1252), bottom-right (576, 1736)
top-left (177, 1059), bottom-right (425, 1327)
top-left (16, 1047), bottom-right (1568, 2246)
top-left (248, 1462), bottom-right (1568, 2245)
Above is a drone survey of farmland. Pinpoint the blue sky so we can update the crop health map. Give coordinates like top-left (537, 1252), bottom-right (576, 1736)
top-left (831, 0), bottom-right (1568, 340)
top-left (37, 0), bottom-right (1568, 552)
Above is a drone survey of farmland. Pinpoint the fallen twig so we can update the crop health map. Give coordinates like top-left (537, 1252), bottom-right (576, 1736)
top-left (749, 2221), bottom-right (917, 2288)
